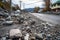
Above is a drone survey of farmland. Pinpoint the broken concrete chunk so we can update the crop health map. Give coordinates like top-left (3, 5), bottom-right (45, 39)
top-left (9, 29), bottom-right (22, 38)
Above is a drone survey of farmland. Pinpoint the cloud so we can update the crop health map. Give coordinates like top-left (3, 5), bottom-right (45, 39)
top-left (24, 2), bottom-right (45, 8)
top-left (12, 0), bottom-right (20, 4)
top-left (12, 0), bottom-right (44, 9)
top-left (21, 0), bottom-right (43, 3)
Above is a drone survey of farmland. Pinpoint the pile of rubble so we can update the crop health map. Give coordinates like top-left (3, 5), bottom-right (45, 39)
top-left (18, 13), bottom-right (60, 40)
top-left (12, 13), bottom-right (60, 40)
top-left (0, 13), bottom-right (60, 40)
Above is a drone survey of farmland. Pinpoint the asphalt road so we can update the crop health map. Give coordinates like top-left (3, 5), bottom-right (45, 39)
top-left (30, 13), bottom-right (60, 25)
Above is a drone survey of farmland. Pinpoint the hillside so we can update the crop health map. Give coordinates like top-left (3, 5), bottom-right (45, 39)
top-left (24, 8), bottom-right (34, 12)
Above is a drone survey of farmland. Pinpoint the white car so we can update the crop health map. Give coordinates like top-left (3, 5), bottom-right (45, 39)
top-left (11, 12), bottom-right (20, 16)
top-left (3, 19), bottom-right (13, 25)
top-left (14, 13), bottom-right (20, 16)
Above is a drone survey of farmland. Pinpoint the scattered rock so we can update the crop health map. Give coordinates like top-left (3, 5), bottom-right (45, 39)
top-left (9, 29), bottom-right (22, 38)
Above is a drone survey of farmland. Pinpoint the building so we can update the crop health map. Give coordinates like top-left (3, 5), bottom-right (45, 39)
top-left (51, 0), bottom-right (60, 12)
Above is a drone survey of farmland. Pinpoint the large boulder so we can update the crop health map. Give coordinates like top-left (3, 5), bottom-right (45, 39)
top-left (9, 29), bottom-right (22, 38)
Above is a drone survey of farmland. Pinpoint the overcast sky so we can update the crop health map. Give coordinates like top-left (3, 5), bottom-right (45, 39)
top-left (12, 0), bottom-right (57, 9)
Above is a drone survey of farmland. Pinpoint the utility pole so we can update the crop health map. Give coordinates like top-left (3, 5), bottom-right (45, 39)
top-left (10, 0), bottom-right (12, 15)
top-left (20, 1), bottom-right (22, 12)
top-left (23, 3), bottom-right (25, 9)
top-left (23, 3), bottom-right (25, 12)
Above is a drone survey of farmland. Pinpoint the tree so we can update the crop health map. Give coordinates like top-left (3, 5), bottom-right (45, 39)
top-left (0, 0), bottom-right (20, 11)
top-left (0, 0), bottom-right (2, 2)
top-left (0, 0), bottom-right (11, 11)
top-left (0, 1), bottom-right (4, 9)
top-left (3, 2), bottom-right (11, 11)
top-left (34, 7), bottom-right (40, 13)
top-left (15, 5), bottom-right (20, 10)
top-left (42, 0), bottom-right (51, 12)
top-left (12, 5), bottom-right (20, 11)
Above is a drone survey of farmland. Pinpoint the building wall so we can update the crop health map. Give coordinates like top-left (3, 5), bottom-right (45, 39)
top-left (51, 4), bottom-right (60, 12)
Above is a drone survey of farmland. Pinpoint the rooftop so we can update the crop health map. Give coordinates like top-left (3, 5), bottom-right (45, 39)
top-left (52, 0), bottom-right (60, 5)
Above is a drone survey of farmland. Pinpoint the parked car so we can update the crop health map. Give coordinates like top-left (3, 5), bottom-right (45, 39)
top-left (11, 10), bottom-right (20, 17)
top-left (0, 12), bottom-right (8, 18)
top-left (0, 19), bottom-right (5, 25)
top-left (14, 13), bottom-right (20, 16)
top-left (11, 12), bottom-right (20, 17)
top-left (3, 19), bottom-right (13, 25)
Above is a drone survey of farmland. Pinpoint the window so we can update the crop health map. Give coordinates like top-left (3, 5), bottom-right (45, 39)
top-left (57, 3), bottom-right (60, 6)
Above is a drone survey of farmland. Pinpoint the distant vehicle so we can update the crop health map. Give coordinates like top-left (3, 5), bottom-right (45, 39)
top-left (6, 16), bottom-right (11, 20)
top-left (38, 9), bottom-right (43, 13)
top-left (15, 10), bottom-right (20, 13)
top-left (3, 19), bottom-right (13, 25)
top-left (47, 11), bottom-right (60, 15)
top-left (44, 11), bottom-right (50, 14)
top-left (11, 11), bottom-right (20, 17)
top-left (0, 12), bottom-right (8, 18)
top-left (14, 13), bottom-right (20, 16)
top-left (12, 13), bottom-right (20, 17)
top-left (0, 19), bottom-right (5, 25)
